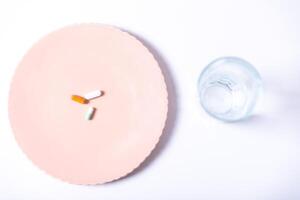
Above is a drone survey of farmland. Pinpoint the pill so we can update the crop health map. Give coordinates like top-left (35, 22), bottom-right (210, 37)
top-left (71, 95), bottom-right (89, 104)
top-left (84, 90), bottom-right (103, 100)
top-left (85, 107), bottom-right (96, 120)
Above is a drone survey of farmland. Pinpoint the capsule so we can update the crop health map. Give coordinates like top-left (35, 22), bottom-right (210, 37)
top-left (85, 107), bottom-right (96, 120)
top-left (71, 95), bottom-right (89, 104)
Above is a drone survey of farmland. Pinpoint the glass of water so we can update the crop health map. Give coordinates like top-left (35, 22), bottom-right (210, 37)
top-left (197, 57), bottom-right (263, 122)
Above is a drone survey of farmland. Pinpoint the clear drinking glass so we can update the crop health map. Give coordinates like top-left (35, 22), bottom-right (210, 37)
top-left (197, 57), bottom-right (263, 122)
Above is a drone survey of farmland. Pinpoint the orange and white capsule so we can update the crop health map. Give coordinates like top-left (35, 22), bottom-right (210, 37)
top-left (71, 95), bottom-right (89, 104)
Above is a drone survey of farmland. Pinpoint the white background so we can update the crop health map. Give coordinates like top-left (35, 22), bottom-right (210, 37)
top-left (0, 0), bottom-right (300, 199)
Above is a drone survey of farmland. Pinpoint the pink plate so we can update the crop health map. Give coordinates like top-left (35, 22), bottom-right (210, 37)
top-left (9, 24), bottom-right (168, 184)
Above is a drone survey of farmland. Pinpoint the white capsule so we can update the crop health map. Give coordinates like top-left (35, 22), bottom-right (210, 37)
top-left (85, 107), bottom-right (96, 120)
top-left (84, 90), bottom-right (103, 100)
